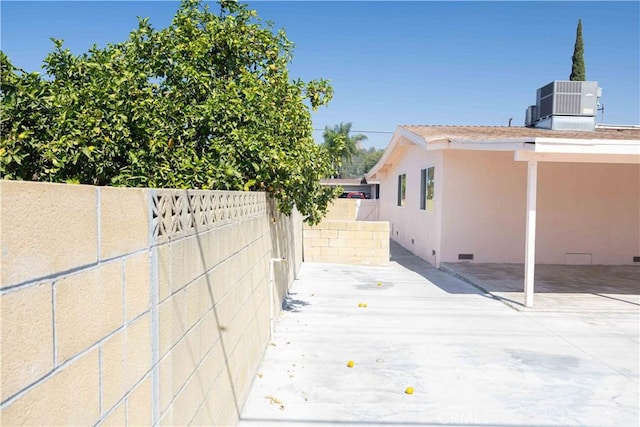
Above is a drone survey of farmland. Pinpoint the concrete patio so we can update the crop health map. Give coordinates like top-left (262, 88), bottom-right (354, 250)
top-left (239, 242), bottom-right (639, 427)
top-left (441, 262), bottom-right (640, 312)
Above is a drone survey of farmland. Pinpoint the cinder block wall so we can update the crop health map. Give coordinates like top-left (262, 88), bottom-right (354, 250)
top-left (323, 198), bottom-right (379, 221)
top-left (0, 180), bottom-right (301, 426)
top-left (324, 199), bottom-right (359, 220)
top-left (303, 220), bottom-right (390, 265)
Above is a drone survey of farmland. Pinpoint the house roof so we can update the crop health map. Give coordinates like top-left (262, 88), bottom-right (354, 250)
top-left (401, 125), bottom-right (640, 142)
top-left (366, 124), bottom-right (640, 181)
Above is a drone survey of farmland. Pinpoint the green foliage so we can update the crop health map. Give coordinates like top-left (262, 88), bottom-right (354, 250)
top-left (570, 19), bottom-right (586, 81)
top-left (340, 146), bottom-right (385, 178)
top-left (321, 122), bottom-right (368, 178)
top-left (0, 0), bottom-right (339, 224)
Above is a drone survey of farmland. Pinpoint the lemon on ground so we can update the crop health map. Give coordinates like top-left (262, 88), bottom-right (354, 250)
top-left (347, 360), bottom-right (354, 368)
top-left (405, 387), bottom-right (414, 395)
top-left (358, 303), bottom-right (363, 307)
top-left (363, 303), bottom-right (368, 308)
top-left (377, 282), bottom-right (383, 286)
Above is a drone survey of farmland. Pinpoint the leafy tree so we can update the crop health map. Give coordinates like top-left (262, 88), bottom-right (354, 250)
top-left (322, 122), bottom-right (367, 178)
top-left (570, 19), bottom-right (586, 81)
top-left (340, 146), bottom-right (385, 178)
top-left (340, 151), bottom-right (365, 178)
top-left (362, 147), bottom-right (384, 173)
top-left (0, 0), bottom-right (339, 224)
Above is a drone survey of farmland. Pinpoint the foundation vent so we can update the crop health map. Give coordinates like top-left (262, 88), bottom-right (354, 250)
top-left (458, 253), bottom-right (474, 261)
top-left (633, 256), bottom-right (640, 263)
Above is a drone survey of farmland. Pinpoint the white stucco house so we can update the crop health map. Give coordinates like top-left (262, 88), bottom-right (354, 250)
top-left (366, 86), bottom-right (640, 307)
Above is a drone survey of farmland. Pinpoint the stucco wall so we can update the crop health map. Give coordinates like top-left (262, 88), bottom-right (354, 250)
top-left (440, 150), bottom-right (528, 264)
top-left (377, 145), bottom-right (443, 266)
top-left (535, 162), bottom-right (640, 265)
top-left (440, 150), bottom-right (640, 265)
top-left (376, 146), bottom-right (639, 266)
top-left (0, 180), bottom-right (301, 426)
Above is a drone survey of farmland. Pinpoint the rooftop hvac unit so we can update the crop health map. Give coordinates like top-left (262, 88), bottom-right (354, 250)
top-left (536, 80), bottom-right (599, 119)
top-left (524, 105), bottom-right (538, 126)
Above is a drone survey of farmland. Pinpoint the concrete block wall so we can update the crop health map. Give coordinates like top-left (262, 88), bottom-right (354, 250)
top-left (156, 215), bottom-right (271, 426)
top-left (303, 220), bottom-right (390, 265)
top-left (267, 198), bottom-right (303, 320)
top-left (324, 199), bottom-right (359, 220)
top-left (0, 180), bottom-right (301, 426)
top-left (323, 198), bottom-right (379, 221)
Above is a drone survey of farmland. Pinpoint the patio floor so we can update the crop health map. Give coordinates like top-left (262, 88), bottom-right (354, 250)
top-left (441, 262), bottom-right (640, 312)
top-left (239, 242), bottom-right (639, 426)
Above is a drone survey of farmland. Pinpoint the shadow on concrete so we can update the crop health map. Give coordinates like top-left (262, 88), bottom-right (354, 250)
top-left (441, 262), bottom-right (640, 296)
top-left (282, 293), bottom-right (310, 312)
top-left (389, 239), bottom-right (497, 298)
top-left (389, 238), bottom-right (639, 311)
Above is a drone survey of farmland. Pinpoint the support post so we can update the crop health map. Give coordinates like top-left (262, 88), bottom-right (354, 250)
top-left (524, 160), bottom-right (538, 307)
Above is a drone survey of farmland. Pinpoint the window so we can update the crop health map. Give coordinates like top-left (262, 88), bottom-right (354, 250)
top-left (420, 167), bottom-right (435, 211)
top-left (397, 174), bottom-right (406, 206)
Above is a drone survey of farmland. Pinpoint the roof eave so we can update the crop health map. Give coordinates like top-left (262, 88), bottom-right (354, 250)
top-left (366, 128), bottom-right (640, 180)
top-left (366, 126), bottom-right (424, 180)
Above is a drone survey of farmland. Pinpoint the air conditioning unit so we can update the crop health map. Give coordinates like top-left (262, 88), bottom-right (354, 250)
top-left (536, 80), bottom-right (599, 118)
top-left (524, 105), bottom-right (538, 126)
top-left (525, 80), bottom-right (601, 130)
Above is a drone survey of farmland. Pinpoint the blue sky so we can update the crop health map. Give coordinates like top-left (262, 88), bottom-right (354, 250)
top-left (2, 1), bottom-right (639, 149)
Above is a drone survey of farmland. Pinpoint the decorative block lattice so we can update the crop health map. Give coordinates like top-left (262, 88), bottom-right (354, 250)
top-left (152, 190), bottom-right (267, 241)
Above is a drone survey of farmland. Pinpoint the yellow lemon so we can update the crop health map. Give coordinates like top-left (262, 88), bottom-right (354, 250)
top-left (377, 282), bottom-right (383, 286)
top-left (405, 387), bottom-right (414, 395)
top-left (358, 303), bottom-right (363, 307)
top-left (347, 360), bottom-right (354, 368)
top-left (363, 303), bottom-right (368, 308)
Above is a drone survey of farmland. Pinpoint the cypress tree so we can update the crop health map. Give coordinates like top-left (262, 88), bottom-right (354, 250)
top-left (570, 19), bottom-right (586, 81)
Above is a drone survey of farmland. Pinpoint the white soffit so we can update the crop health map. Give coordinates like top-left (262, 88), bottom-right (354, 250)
top-left (531, 138), bottom-right (640, 156)
top-left (514, 151), bottom-right (640, 164)
top-left (448, 136), bottom-right (639, 158)
top-left (515, 138), bottom-right (640, 164)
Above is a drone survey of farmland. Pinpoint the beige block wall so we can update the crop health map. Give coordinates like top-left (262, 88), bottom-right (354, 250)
top-left (156, 215), bottom-right (274, 426)
top-left (0, 180), bottom-right (302, 426)
top-left (0, 180), bottom-right (98, 287)
top-left (324, 199), bottom-right (359, 220)
top-left (303, 220), bottom-right (390, 265)
top-left (323, 198), bottom-right (379, 221)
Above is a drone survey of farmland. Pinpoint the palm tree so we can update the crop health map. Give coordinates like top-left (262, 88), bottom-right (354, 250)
top-left (322, 122), bottom-right (368, 178)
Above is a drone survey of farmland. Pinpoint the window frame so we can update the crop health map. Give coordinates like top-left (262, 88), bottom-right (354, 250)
top-left (420, 166), bottom-right (435, 212)
top-left (397, 173), bottom-right (406, 207)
